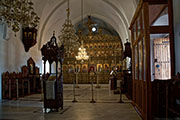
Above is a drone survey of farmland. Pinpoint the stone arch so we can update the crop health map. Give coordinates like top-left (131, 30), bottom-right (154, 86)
top-left (38, 0), bottom-right (137, 49)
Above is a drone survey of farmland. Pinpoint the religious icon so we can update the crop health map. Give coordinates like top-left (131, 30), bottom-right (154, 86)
top-left (105, 43), bottom-right (108, 48)
top-left (71, 52), bottom-right (75, 57)
top-left (117, 43), bottom-right (120, 48)
top-left (90, 43), bottom-right (93, 48)
top-left (28, 32), bottom-right (33, 39)
top-left (88, 65), bottom-right (95, 73)
top-left (24, 32), bottom-right (27, 38)
top-left (116, 64), bottom-right (121, 72)
top-left (101, 43), bottom-right (104, 48)
top-left (98, 43), bottom-right (101, 48)
top-left (30, 64), bottom-right (34, 74)
top-left (97, 64), bottom-right (102, 72)
top-left (35, 67), bottom-right (39, 74)
top-left (87, 44), bottom-right (89, 48)
top-left (109, 43), bottom-right (112, 48)
top-left (90, 51), bottom-right (94, 56)
top-left (75, 64), bottom-right (80, 72)
top-left (113, 43), bottom-right (116, 48)
top-left (82, 64), bottom-right (88, 73)
top-left (68, 65), bottom-right (74, 73)
top-left (33, 33), bottom-right (36, 40)
top-left (104, 64), bottom-right (109, 72)
top-left (63, 65), bottom-right (67, 72)
top-left (94, 44), bottom-right (97, 48)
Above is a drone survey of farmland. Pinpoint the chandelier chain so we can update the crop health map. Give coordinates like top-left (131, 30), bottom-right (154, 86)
top-left (81, 0), bottom-right (83, 24)
top-left (75, 0), bottom-right (89, 62)
top-left (58, 0), bottom-right (80, 55)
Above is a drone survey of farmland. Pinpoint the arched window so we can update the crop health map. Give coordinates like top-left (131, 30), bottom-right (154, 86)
top-left (0, 22), bottom-right (11, 40)
top-left (42, 60), bottom-right (50, 74)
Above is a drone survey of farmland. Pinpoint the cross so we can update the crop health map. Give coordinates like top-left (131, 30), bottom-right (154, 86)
top-left (85, 16), bottom-right (95, 35)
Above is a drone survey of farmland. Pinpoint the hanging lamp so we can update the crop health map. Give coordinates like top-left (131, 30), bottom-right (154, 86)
top-left (75, 0), bottom-right (89, 62)
top-left (58, 0), bottom-right (80, 55)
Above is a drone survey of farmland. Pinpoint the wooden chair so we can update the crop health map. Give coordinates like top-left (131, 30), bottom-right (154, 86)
top-left (2, 72), bottom-right (10, 99)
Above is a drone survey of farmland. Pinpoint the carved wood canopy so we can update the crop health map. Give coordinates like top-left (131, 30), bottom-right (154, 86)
top-left (41, 33), bottom-right (64, 64)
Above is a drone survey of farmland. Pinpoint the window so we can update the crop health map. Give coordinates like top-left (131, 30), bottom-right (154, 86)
top-left (42, 60), bottom-right (50, 74)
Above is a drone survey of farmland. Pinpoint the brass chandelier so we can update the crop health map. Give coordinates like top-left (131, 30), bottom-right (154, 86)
top-left (58, 0), bottom-right (79, 55)
top-left (76, 30), bottom-right (89, 62)
top-left (75, 0), bottom-right (89, 62)
top-left (0, 0), bottom-right (40, 34)
top-left (75, 41), bottom-right (89, 62)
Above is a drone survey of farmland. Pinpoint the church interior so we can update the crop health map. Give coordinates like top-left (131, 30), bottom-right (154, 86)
top-left (0, 0), bottom-right (180, 120)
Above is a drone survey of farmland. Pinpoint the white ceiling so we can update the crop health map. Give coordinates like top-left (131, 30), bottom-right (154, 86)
top-left (32, 0), bottom-right (137, 49)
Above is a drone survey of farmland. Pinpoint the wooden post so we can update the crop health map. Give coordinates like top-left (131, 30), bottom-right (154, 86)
top-left (16, 79), bottom-right (18, 99)
top-left (143, 2), bottom-right (152, 120)
top-left (43, 60), bottom-right (46, 101)
top-left (22, 79), bottom-right (24, 96)
top-left (9, 79), bottom-right (11, 99)
top-left (166, 82), bottom-right (169, 119)
top-left (28, 80), bottom-right (30, 94)
top-left (168, 0), bottom-right (175, 78)
top-left (55, 61), bottom-right (58, 99)
top-left (50, 63), bottom-right (52, 74)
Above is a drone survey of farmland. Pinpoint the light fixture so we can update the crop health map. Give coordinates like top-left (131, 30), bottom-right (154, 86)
top-left (75, 0), bottom-right (89, 62)
top-left (92, 26), bottom-right (96, 32)
top-left (75, 40), bottom-right (89, 62)
top-left (58, 0), bottom-right (80, 55)
top-left (0, 0), bottom-right (40, 34)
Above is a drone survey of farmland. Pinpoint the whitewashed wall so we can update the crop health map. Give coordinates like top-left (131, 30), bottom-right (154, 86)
top-left (0, 26), bottom-right (42, 99)
top-left (0, 25), bottom-right (8, 99)
top-left (173, 0), bottom-right (180, 74)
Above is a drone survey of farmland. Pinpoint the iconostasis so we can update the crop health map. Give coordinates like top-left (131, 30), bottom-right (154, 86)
top-left (63, 31), bottom-right (123, 84)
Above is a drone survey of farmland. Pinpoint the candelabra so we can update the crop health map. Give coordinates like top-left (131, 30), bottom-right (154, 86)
top-left (75, 40), bottom-right (89, 63)
top-left (0, 0), bottom-right (40, 34)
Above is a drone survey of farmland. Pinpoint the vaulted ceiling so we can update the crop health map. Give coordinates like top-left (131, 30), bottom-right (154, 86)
top-left (32, 0), bottom-right (138, 49)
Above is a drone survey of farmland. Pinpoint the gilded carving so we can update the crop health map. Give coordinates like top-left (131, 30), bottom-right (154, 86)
top-left (63, 28), bottom-right (123, 84)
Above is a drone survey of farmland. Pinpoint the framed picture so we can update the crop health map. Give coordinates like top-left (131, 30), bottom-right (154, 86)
top-left (116, 64), bottom-right (121, 72)
top-left (88, 64), bottom-right (96, 73)
top-left (21, 65), bottom-right (28, 77)
top-left (82, 64), bottom-right (88, 73)
top-left (30, 64), bottom-right (34, 74)
top-left (104, 63), bottom-right (109, 72)
top-left (27, 57), bottom-right (35, 74)
top-left (68, 64), bottom-right (74, 73)
top-left (35, 67), bottom-right (39, 74)
top-left (63, 65), bottom-right (68, 72)
top-left (97, 64), bottom-right (102, 72)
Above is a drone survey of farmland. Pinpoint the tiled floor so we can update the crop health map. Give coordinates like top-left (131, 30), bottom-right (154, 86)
top-left (0, 84), bottom-right (141, 120)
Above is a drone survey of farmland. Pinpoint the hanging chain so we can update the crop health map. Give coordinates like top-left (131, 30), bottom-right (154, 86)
top-left (81, 0), bottom-right (83, 24)
top-left (67, 0), bottom-right (70, 19)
